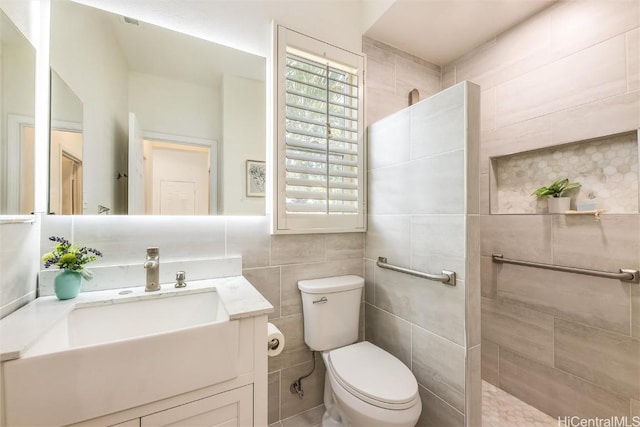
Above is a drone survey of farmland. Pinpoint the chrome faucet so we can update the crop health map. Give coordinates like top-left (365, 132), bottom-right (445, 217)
top-left (144, 247), bottom-right (160, 292)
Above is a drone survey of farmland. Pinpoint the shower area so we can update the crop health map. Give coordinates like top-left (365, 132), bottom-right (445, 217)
top-left (363, 0), bottom-right (640, 425)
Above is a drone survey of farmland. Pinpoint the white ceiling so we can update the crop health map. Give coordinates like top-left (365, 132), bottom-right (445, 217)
top-left (102, 8), bottom-right (265, 89)
top-left (75, 0), bottom-right (558, 84)
top-left (365, 0), bottom-right (557, 66)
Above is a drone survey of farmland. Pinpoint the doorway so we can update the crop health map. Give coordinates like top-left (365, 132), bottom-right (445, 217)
top-left (144, 139), bottom-right (211, 215)
top-left (60, 152), bottom-right (82, 214)
top-left (49, 128), bottom-right (83, 215)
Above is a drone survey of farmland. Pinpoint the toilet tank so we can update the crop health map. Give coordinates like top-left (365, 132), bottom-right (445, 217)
top-left (298, 275), bottom-right (364, 351)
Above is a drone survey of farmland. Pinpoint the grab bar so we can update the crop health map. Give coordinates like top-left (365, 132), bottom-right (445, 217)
top-left (492, 254), bottom-right (639, 283)
top-left (376, 257), bottom-right (456, 286)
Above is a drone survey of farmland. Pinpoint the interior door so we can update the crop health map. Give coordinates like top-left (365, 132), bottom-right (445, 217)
top-left (49, 129), bottom-right (83, 214)
top-left (149, 144), bottom-right (210, 215)
top-left (60, 153), bottom-right (82, 214)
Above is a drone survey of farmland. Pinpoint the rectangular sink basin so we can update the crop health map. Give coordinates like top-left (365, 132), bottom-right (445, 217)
top-left (25, 289), bottom-right (226, 356)
top-left (3, 287), bottom-right (240, 426)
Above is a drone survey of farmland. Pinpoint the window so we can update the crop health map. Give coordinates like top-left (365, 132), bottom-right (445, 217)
top-left (274, 25), bottom-right (365, 234)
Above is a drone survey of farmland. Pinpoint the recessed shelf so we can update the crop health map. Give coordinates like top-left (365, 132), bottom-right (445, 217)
top-left (490, 132), bottom-right (639, 215)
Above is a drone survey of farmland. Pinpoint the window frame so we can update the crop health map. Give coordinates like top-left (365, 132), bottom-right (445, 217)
top-left (273, 25), bottom-right (366, 234)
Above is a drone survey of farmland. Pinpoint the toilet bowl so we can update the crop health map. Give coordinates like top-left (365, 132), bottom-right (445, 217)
top-left (322, 342), bottom-right (421, 427)
top-left (297, 275), bottom-right (422, 427)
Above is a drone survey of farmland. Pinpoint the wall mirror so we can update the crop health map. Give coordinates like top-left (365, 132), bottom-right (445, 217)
top-left (50, 70), bottom-right (84, 215)
top-left (49, 0), bottom-right (266, 216)
top-left (0, 8), bottom-right (36, 216)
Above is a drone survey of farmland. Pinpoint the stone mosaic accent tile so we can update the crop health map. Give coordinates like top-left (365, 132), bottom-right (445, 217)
top-left (282, 382), bottom-right (568, 427)
top-left (494, 133), bottom-right (638, 213)
top-left (482, 381), bottom-right (557, 427)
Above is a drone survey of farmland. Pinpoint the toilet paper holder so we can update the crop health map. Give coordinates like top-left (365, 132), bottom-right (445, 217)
top-left (268, 338), bottom-right (280, 351)
top-left (267, 322), bottom-right (285, 357)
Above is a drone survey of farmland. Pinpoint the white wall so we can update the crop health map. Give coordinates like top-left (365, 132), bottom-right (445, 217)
top-left (0, 31), bottom-right (36, 213)
top-left (128, 71), bottom-right (220, 141)
top-left (50, 0), bottom-right (128, 214)
top-left (222, 75), bottom-right (266, 215)
top-left (50, 71), bottom-right (82, 123)
top-left (0, 0), bottom-right (39, 47)
top-left (360, 0), bottom-right (394, 34)
top-left (1, 39), bottom-right (35, 126)
top-left (0, 219), bottom-right (40, 319)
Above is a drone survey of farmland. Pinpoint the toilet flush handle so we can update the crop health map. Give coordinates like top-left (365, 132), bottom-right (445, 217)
top-left (313, 296), bottom-right (328, 304)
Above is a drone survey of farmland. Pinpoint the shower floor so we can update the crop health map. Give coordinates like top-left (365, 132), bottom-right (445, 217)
top-left (482, 380), bottom-right (557, 426)
top-left (271, 380), bottom-right (558, 427)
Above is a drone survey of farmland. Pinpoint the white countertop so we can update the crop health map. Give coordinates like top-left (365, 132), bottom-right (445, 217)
top-left (0, 276), bottom-right (273, 362)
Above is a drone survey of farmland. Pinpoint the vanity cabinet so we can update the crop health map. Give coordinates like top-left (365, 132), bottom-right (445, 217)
top-left (68, 313), bottom-right (267, 427)
top-left (141, 385), bottom-right (252, 427)
top-left (0, 278), bottom-right (272, 427)
top-left (110, 385), bottom-right (252, 427)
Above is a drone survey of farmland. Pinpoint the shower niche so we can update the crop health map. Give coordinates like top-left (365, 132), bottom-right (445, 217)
top-left (489, 131), bottom-right (639, 214)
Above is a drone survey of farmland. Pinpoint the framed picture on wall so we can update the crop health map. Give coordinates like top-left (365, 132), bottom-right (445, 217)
top-left (246, 160), bottom-right (266, 197)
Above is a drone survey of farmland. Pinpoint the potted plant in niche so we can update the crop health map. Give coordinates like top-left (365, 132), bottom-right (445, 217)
top-left (42, 236), bottom-right (102, 300)
top-left (532, 178), bottom-right (581, 213)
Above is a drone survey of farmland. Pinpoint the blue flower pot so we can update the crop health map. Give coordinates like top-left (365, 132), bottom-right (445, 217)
top-left (54, 269), bottom-right (82, 300)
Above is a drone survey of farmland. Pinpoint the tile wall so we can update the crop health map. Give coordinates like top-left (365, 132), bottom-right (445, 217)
top-left (442, 0), bottom-right (640, 420)
top-left (363, 37), bottom-right (442, 126)
top-left (364, 37), bottom-right (480, 427)
top-left (365, 75), bottom-right (481, 427)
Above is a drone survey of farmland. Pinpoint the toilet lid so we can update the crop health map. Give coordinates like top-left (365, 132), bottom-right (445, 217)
top-left (328, 341), bottom-right (418, 407)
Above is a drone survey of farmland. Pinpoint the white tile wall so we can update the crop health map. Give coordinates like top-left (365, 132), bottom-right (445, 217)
top-left (410, 84), bottom-right (465, 160)
top-left (411, 215), bottom-right (466, 280)
top-left (368, 109), bottom-right (411, 170)
top-left (368, 149), bottom-right (465, 215)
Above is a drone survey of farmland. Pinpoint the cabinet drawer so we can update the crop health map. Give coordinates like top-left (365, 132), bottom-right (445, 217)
top-left (141, 385), bottom-right (253, 427)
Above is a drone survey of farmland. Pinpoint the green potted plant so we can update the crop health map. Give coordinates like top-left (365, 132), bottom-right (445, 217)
top-left (42, 236), bottom-right (102, 300)
top-left (532, 178), bottom-right (581, 213)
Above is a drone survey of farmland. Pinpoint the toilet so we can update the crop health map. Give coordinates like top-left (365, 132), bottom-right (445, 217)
top-left (298, 275), bottom-right (422, 427)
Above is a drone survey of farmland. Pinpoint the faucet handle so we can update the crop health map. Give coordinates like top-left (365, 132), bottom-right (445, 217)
top-left (146, 247), bottom-right (159, 257)
top-left (175, 271), bottom-right (186, 288)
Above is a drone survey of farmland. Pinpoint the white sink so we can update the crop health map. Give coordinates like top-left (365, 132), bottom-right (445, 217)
top-left (2, 286), bottom-right (240, 426)
top-left (25, 289), bottom-right (227, 356)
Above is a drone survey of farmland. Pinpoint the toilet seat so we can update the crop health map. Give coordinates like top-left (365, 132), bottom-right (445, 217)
top-left (326, 342), bottom-right (419, 410)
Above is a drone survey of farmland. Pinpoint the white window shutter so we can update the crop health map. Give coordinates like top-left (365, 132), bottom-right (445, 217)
top-left (274, 26), bottom-right (366, 234)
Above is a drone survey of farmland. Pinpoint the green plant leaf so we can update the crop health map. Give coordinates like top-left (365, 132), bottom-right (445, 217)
top-left (532, 178), bottom-right (581, 198)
